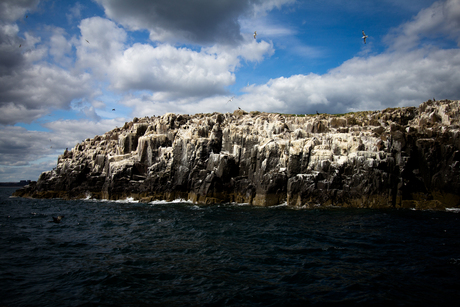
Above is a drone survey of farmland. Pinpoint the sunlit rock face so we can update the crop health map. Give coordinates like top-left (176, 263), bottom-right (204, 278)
top-left (14, 99), bottom-right (460, 209)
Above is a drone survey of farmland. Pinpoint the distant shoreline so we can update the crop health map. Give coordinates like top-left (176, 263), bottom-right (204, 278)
top-left (0, 186), bottom-right (25, 188)
top-left (0, 181), bottom-right (32, 188)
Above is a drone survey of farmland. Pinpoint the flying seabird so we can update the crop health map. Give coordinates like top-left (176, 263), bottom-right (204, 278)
top-left (254, 31), bottom-right (257, 39)
top-left (112, 108), bottom-right (115, 111)
top-left (51, 215), bottom-right (65, 223)
top-left (226, 96), bottom-right (234, 104)
top-left (19, 44), bottom-right (21, 48)
top-left (362, 30), bottom-right (368, 44)
top-left (85, 39), bottom-right (90, 44)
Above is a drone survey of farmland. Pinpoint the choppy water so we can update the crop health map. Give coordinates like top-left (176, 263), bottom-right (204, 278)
top-left (1, 188), bottom-right (459, 306)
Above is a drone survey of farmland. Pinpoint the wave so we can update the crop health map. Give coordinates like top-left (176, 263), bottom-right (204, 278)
top-left (149, 198), bottom-right (194, 205)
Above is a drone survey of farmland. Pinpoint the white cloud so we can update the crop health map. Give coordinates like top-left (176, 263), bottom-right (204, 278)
top-left (49, 28), bottom-right (72, 64)
top-left (0, 6), bottom-right (95, 126)
top-left (252, 0), bottom-right (296, 16)
top-left (236, 46), bottom-right (460, 115)
top-left (74, 17), bottom-right (274, 104)
top-left (108, 43), bottom-right (235, 95)
top-left (77, 17), bottom-right (127, 76)
top-left (43, 118), bottom-right (126, 146)
top-left (66, 1), bottom-right (84, 24)
top-left (0, 63), bottom-right (93, 124)
top-left (205, 35), bottom-right (275, 63)
top-left (385, 0), bottom-right (460, 50)
top-left (0, 0), bottom-right (39, 23)
top-left (121, 93), bottom-right (242, 117)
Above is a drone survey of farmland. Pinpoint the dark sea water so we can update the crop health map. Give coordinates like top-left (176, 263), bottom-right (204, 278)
top-left (1, 188), bottom-right (460, 306)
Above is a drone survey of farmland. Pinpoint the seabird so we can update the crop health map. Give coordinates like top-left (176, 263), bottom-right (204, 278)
top-left (226, 96), bottom-right (234, 104)
top-left (26, 15), bottom-right (28, 18)
top-left (19, 44), bottom-right (21, 48)
top-left (85, 39), bottom-right (89, 44)
top-left (316, 110), bottom-right (319, 115)
top-left (112, 108), bottom-right (115, 111)
top-left (362, 30), bottom-right (368, 44)
top-left (52, 215), bottom-right (64, 223)
top-left (254, 31), bottom-right (257, 39)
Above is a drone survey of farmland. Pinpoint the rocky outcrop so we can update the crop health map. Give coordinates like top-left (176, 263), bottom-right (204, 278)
top-left (14, 99), bottom-right (460, 209)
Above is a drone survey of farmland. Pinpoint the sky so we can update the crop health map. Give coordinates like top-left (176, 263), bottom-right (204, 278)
top-left (1, 0), bottom-right (460, 182)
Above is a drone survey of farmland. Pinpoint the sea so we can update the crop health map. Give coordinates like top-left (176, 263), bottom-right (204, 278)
top-left (1, 187), bottom-right (459, 306)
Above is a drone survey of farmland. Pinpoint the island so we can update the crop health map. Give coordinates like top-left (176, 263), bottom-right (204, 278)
top-left (14, 99), bottom-right (460, 209)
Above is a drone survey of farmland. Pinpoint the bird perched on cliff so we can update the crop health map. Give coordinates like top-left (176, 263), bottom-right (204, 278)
top-left (226, 96), bottom-right (234, 104)
top-left (362, 30), bottom-right (368, 44)
top-left (254, 31), bottom-right (257, 39)
top-left (316, 110), bottom-right (319, 115)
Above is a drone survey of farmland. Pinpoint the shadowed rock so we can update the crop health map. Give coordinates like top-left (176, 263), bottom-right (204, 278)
top-left (51, 215), bottom-right (64, 223)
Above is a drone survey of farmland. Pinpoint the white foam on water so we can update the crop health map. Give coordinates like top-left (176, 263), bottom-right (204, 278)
top-left (149, 198), bottom-right (193, 205)
top-left (114, 197), bottom-right (139, 203)
top-left (269, 202), bottom-right (288, 208)
top-left (446, 208), bottom-right (460, 213)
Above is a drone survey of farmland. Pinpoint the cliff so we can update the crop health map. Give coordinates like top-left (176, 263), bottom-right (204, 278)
top-left (14, 99), bottom-right (460, 209)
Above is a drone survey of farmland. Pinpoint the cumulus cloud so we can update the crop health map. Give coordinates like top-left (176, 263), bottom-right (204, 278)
top-left (0, 2), bottom-right (95, 126)
top-left (108, 40), bottom-right (273, 97)
top-left (42, 118), bottom-right (126, 146)
top-left (74, 17), bottom-right (274, 106)
top-left (77, 16), bottom-right (126, 75)
top-left (235, 47), bottom-right (460, 115)
top-left (386, 0), bottom-right (460, 50)
top-left (66, 1), bottom-right (84, 24)
top-left (95, 0), bottom-right (296, 45)
top-left (49, 27), bottom-right (73, 66)
top-left (0, 0), bottom-right (39, 23)
top-left (109, 43), bottom-right (234, 96)
top-left (252, 0), bottom-right (296, 16)
top-left (0, 62), bottom-right (93, 125)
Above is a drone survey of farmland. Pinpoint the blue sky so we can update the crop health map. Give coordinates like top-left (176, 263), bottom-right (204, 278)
top-left (1, 0), bottom-right (459, 181)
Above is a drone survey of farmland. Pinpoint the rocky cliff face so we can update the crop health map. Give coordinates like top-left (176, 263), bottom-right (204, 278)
top-left (14, 99), bottom-right (460, 209)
